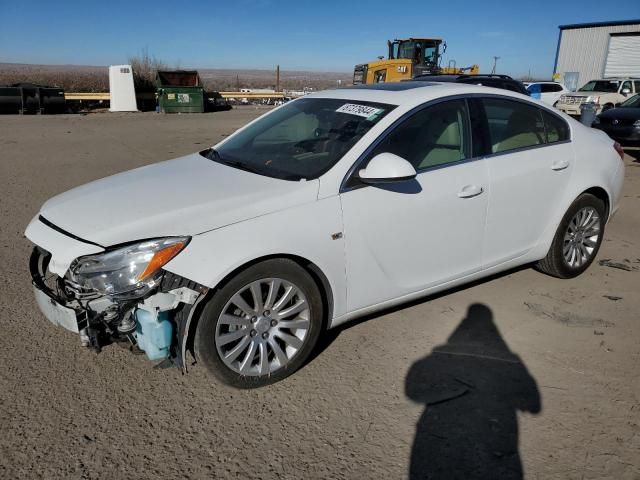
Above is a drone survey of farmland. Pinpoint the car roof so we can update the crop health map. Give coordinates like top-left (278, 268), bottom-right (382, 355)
top-left (309, 81), bottom-right (532, 108)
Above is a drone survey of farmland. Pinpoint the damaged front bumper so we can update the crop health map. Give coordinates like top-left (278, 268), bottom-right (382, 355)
top-left (29, 244), bottom-right (208, 371)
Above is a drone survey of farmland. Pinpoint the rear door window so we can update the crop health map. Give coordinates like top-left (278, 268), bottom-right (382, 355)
top-left (481, 98), bottom-right (545, 153)
top-left (541, 83), bottom-right (562, 93)
top-left (503, 82), bottom-right (524, 94)
top-left (541, 110), bottom-right (570, 143)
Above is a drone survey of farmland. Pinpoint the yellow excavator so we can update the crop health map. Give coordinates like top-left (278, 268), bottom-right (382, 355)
top-left (353, 38), bottom-right (479, 85)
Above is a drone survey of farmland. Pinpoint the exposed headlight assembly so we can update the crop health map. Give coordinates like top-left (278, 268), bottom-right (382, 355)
top-left (70, 237), bottom-right (189, 297)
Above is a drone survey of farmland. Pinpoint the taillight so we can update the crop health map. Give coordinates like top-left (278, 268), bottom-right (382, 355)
top-left (613, 142), bottom-right (625, 160)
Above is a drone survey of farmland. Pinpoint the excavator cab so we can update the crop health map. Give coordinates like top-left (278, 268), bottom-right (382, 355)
top-left (388, 38), bottom-right (445, 77)
top-left (353, 37), bottom-right (478, 85)
top-left (353, 37), bottom-right (445, 85)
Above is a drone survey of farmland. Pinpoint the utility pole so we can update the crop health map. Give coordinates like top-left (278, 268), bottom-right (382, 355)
top-left (276, 65), bottom-right (280, 92)
top-left (491, 56), bottom-right (500, 75)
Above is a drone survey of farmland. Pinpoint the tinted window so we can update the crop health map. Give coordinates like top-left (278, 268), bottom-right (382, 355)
top-left (579, 80), bottom-right (620, 92)
top-left (620, 94), bottom-right (640, 108)
top-left (621, 81), bottom-right (632, 92)
top-left (369, 99), bottom-right (470, 170)
top-left (540, 83), bottom-right (562, 93)
top-left (482, 98), bottom-right (545, 153)
top-left (503, 82), bottom-right (526, 94)
top-left (541, 110), bottom-right (569, 143)
top-left (635, 81), bottom-right (640, 93)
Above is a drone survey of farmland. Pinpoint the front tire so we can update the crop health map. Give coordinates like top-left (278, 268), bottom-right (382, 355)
top-left (536, 193), bottom-right (606, 278)
top-left (195, 259), bottom-right (323, 388)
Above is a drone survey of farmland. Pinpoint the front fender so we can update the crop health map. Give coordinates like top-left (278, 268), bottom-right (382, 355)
top-left (163, 196), bottom-right (347, 321)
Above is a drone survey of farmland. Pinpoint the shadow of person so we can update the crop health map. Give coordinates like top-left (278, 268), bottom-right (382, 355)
top-left (406, 304), bottom-right (541, 480)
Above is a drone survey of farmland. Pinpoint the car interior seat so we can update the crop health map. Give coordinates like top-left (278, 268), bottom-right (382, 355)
top-left (493, 110), bottom-right (544, 153)
top-left (417, 111), bottom-right (465, 169)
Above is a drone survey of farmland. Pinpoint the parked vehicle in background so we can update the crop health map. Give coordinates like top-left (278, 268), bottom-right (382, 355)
top-left (526, 82), bottom-right (569, 107)
top-left (204, 91), bottom-right (232, 112)
top-left (555, 78), bottom-right (639, 116)
top-left (413, 74), bottom-right (529, 95)
top-left (593, 94), bottom-right (640, 149)
top-left (26, 82), bottom-right (624, 388)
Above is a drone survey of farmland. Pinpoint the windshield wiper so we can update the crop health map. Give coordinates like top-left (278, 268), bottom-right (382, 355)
top-left (200, 148), bottom-right (304, 181)
top-left (219, 158), bottom-right (268, 176)
top-left (202, 148), bottom-right (260, 173)
top-left (202, 148), bottom-right (303, 181)
top-left (201, 148), bottom-right (223, 161)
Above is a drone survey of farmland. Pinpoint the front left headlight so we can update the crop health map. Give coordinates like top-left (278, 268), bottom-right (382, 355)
top-left (69, 237), bottom-right (189, 297)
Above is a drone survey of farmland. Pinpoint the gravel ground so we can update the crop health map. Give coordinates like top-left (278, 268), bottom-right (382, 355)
top-left (0, 108), bottom-right (638, 479)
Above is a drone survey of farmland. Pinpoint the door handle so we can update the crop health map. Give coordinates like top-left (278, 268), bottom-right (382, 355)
top-left (457, 185), bottom-right (484, 198)
top-left (551, 159), bottom-right (570, 171)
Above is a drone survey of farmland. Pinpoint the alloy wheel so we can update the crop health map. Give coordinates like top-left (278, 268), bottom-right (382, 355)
top-left (563, 206), bottom-right (601, 268)
top-left (214, 278), bottom-right (311, 376)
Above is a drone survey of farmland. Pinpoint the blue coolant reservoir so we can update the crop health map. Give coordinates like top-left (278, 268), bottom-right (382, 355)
top-left (135, 309), bottom-right (173, 361)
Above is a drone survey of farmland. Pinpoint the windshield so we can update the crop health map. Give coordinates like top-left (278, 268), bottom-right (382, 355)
top-left (396, 41), bottom-right (437, 65)
top-left (579, 80), bottom-right (620, 93)
top-left (397, 41), bottom-right (417, 60)
top-left (207, 98), bottom-right (395, 180)
top-left (620, 94), bottom-right (640, 108)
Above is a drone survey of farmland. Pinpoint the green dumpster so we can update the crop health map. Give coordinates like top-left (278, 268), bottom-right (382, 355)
top-left (156, 70), bottom-right (204, 113)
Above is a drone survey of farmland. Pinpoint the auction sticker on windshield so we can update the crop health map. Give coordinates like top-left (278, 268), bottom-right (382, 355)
top-left (336, 103), bottom-right (383, 119)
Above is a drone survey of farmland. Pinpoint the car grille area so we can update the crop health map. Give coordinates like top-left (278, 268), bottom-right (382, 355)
top-left (563, 96), bottom-right (589, 105)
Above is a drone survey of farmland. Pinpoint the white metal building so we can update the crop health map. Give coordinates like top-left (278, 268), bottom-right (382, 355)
top-left (554, 19), bottom-right (640, 91)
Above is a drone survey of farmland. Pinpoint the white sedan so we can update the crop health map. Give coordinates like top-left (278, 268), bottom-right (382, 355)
top-left (26, 82), bottom-right (625, 388)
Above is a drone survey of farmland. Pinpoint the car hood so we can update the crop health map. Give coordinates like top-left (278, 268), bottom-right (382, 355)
top-left (38, 153), bottom-right (319, 246)
top-left (598, 107), bottom-right (640, 120)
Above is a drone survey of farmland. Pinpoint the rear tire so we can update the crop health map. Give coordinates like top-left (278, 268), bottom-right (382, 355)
top-left (536, 193), bottom-right (606, 278)
top-left (195, 259), bottom-right (323, 388)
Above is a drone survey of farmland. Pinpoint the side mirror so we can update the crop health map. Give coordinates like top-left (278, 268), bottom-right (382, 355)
top-left (358, 152), bottom-right (417, 184)
top-left (622, 88), bottom-right (631, 96)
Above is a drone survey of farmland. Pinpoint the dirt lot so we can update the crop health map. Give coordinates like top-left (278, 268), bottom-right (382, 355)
top-left (1, 108), bottom-right (638, 479)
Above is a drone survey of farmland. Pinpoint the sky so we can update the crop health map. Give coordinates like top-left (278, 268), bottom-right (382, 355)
top-left (0, 0), bottom-right (638, 78)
